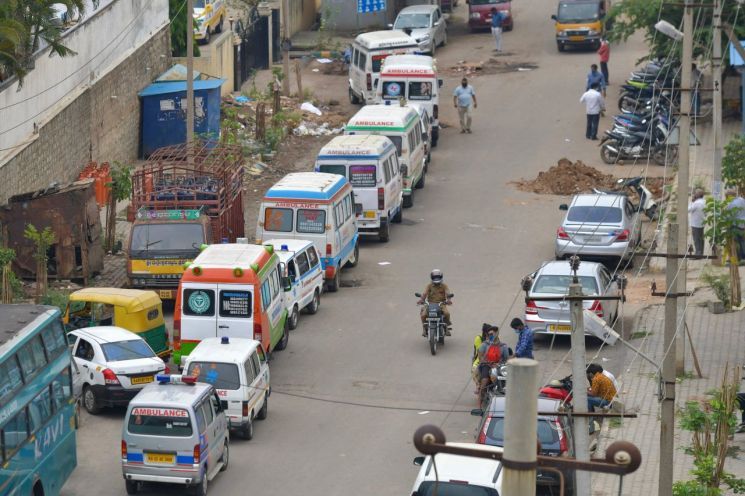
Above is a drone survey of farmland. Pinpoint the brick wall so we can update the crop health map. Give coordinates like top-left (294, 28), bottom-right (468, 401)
top-left (0, 25), bottom-right (171, 203)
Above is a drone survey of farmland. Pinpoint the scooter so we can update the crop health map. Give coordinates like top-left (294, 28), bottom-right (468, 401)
top-left (415, 292), bottom-right (453, 356)
top-left (600, 118), bottom-right (676, 166)
top-left (593, 177), bottom-right (660, 221)
top-left (539, 375), bottom-right (573, 405)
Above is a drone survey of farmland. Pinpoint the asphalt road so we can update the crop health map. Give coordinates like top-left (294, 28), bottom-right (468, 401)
top-left (62, 1), bottom-right (650, 494)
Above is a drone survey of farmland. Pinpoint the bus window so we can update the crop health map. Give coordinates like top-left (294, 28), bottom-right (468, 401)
top-left (29, 387), bottom-right (53, 433)
top-left (2, 409), bottom-right (29, 459)
top-left (51, 368), bottom-right (72, 411)
top-left (0, 356), bottom-right (22, 400)
top-left (18, 336), bottom-right (47, 379)
top-left (41, 320), bottom-right (66, 359)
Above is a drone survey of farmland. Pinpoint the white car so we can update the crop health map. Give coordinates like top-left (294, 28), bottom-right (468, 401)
top-left (67, 326), bottom-right (167, 414)
top-left (392, 5), bottom-right (448, 54)
top-left (411, 442), bottom-right (504, 495)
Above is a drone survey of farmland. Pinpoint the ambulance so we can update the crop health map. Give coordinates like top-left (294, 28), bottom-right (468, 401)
top-left (348, 30), bottom-right (419, 104)
top-left (173, 243), bottom-right (290, 365)
top-left (256, 173), bottom-right (360, 293)
top-left (375, 54), bottom-right (443, 147)
top-left (315, 135), bottom-right (403, 242)
top-left (345, 104), bottom-right (426, 208)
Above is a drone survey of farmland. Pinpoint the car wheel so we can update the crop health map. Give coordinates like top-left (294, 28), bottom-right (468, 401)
top-left (326, 267), bottom-right (340, 292)
top-left (442, 31), bottom-right (448, 46)
top-left (257, 395), bottom-right (268, 420)
top-left (345, 243), bottom-right (359, 268)
top-left (415, 172), bottom-right (425, 189)
top-left (275, 321), bottom-right (289, 351)
top-left (557, 42), bottom-right (565, 52)
top-left (242, 416), bottom-right (254, 440)
top-left (431, 128), bottom-right (439, 148)
top-left (288, 305), bottom-right (299, 330)
top-left (220, 441), bottom-right (229, 471)
top-left (379, 220), bottom-right (390, 243)
top-left (306, 289), bottom-right (320, 314)
top-left (193, 468), bottom-right (208, 496)
top-left (125, 480), bottom-right (141, 495)
top-left (392, 203), bottom-right (403, 223)
top-left (216, 16), bottom-right (224, 33)
top-left (83, 385), bottom-right (101, 415)
top-left (349, 87), bottom-right (360, 105)
top-left (403, 192), bottom-right (414, 208)
top-left (600, 140), bottom-right (620, 164)
top-left (203, 28), bottom-right (211, 45)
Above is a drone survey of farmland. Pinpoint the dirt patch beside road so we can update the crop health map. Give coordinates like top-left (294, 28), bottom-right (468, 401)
top-left (513, 158), bottom-right (617, 195)
top-left (447, 58), bottom-right (538, 77)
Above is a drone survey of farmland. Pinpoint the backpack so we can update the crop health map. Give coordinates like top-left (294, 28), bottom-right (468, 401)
top-left (485, 343), bottom-right (502, 363)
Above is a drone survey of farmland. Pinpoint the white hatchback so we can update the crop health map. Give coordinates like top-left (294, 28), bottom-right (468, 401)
top-left (411, 442), bottom-right (504, 495)
top-left (67, 326), bottom-right (166, 414)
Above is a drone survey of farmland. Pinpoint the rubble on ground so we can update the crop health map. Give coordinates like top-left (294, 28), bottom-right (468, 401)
top-left (513, 159), bottom-right (617, 195)
top-left (448, 59), bottom-right (538, 77)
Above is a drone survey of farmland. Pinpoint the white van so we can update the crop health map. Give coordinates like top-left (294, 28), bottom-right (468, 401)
top-left (348, 30), bottom-right (419, 105)
top-left (315, 135), bottom-right (403, 242)
top-left (262, 239), bottom-right (324, 329)
top-left (256, 172), bottom-right (360, 293)
top-left (345, 104), bottom-right (426, 208)
top-left (375, 54), bottom-right (442, 147)
top-left (184, 337), bottom-right (270, 440)
top-left (408, 102), bottom-right (432, 167)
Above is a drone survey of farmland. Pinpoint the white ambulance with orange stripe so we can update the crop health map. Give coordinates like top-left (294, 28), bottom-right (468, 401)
top-left (375, 54), bottom-right (443, 147)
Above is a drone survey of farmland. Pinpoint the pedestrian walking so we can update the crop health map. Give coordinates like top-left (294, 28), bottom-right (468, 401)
top-left (453, 77), bottom-right (477, 134)
top-left (597, 38), bottom-right (610, 84)
top-left (725, 188), bottom-right (745, 262)
top-left (688, 188), bottom-right (706, 256)
top-left (580, 82), bottom-right (605, 140)
top-left (586, 63), bottom-right (606, 96)
top-left (490, 7), bottom-right (505, 52)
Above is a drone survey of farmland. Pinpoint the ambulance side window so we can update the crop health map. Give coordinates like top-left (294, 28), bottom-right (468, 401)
top-left (244, 358), bottom-right (256, 385)
top-left (269, 268), bottom-right (279, 299)
top-left (307, 247), bottom-right (320, 268)
top-left (383, 158), bottom-right (391, 183)
top-left (201, 400), bottom-right (214, 426)
top-left (195, 404), bottom-right (207, 433)
top-left (358, 51), bottom-right (367, 70)
top-left (260, 280), bottom-right (271, 311)
top-left (273, 269), bottom-right (282, 300)
top-left (296, 252), bottom-right (311, 276)
top-left (353, 48), bottom-right (359, 68)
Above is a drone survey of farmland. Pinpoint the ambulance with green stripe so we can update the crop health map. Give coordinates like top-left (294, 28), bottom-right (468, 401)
top-left (345, 104), bottom-right (427, 208)
top-left (173, 243), bottom-right (290, 365)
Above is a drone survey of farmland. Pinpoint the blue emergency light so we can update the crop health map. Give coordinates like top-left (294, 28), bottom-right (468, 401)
top-left (156, 374), bottom-right (197, 385)
top-left (221, 336), bottom-right (230, 344)
top-left (281, 244), bottom-right (289, 251)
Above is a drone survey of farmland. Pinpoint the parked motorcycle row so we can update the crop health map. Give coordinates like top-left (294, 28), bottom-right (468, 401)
top-left (600, 58), bottom-right (682, 166)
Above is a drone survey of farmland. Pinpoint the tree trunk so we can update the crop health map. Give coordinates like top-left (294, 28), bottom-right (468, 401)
top-left (105, 189), bottom-right (117, 252)
top-left (729, 239), bottom-right (741, 308)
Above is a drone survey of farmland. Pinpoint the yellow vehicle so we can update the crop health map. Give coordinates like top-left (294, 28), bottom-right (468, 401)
top-left (63, 288), bottom-right (170, 358)
top-left (193, 0), bottom-right (226, 44)
top-left (551, 0), bottom-right (607, 52)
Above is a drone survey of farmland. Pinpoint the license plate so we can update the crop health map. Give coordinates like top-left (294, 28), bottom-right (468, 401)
top-left (549, 324), bottom-right (572, 333)
top-left (159, 289), bottom-right (173, 299)
top-left (584, 236), bottom-right (603, 243)
top-left (364, 211), bottom-right (376, 219)
top-left (130, 375), bottom-right (154, 385)
top-left (145, 453), bottom-right (175, 464)
top-left (569, 36), bottom-right (585, 41)
top-left (354, 203), bottom-right (363, 215)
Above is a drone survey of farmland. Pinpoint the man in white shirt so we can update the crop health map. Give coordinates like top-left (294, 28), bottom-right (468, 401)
top-left (688, 188), bottom-right (706, 256)
top-left (580, 82), bottom-right (605, 140)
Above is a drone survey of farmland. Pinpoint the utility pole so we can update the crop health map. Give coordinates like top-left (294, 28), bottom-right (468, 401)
top-left (186, 0), bottom-right (195, 153)
top-left (281, 0), bottom-right (290, 96)
top-left (660, 225), bottom-right (680, 496)
top-left (502, 358), bottom-right (538, 496)
top-left (569, 256), bottom-right (591, 496)
top-left (712, 0), bottom-right (723, 199)
top-left (674, 0), bottom-right (694, 377)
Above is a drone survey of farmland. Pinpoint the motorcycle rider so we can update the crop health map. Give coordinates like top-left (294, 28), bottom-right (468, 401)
top-left (476, 327), bottom-right (509, 402)
top-left (417, 269), bottom-right (453, 337)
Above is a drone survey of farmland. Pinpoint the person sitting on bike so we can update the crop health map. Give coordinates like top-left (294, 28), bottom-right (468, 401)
top-left (472, 324), bottom-right (497, 386)
top-left (417, 269), bottom-right (452, 336)
top-left (477, 327), bottom-right (509, 401)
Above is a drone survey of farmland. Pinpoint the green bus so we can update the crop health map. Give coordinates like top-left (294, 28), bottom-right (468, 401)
top-left (0, 305), bottom-right (77, 496)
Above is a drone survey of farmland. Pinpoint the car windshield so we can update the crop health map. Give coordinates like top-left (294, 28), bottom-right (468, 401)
top-left (317, 164), bottom-right (346, 177)
top-left (394, 13), bottom-right (431, 29)
top-left (128, 407), bottom-right (193, 437)
top-left (557, 2), bottom-right (600, 22)
top-left (130, 223), bottom-right (204, 256)
top-left (566, 206), bottom-right (622, 224)
top-left (187, 361), bottom-right (240, 390)
top-left (101, 340), bottom-right (156, 362)
top-left (532, 275), bottom-right (599, 295)
top-left (484, 417), bottom-right (561, 450)
top-left (415, 481), bottom-right (499, 496)
top-left (471, 0), bottom-right (509, 4)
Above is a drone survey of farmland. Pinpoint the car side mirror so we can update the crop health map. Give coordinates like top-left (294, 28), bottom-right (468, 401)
top-left (438, 79), bottom-right (443, 88)
top-left (470, 408), bottom-right (484, 416)
top-left (551, 14), bottom-right (557, 21)
top-left (387, 23), bottom-right (393, 29)
top-left (414, 292), bottom-right (422, 298)
top-left (559, 204), bottom-right (569, 211)
top-left (400, 165), bottom-right (408, 176)
top-left (413, 456), bottom-right (425, 466)
top-left (422, 133), bottom-right (428, 141)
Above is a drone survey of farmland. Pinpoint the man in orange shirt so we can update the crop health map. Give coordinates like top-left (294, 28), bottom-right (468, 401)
top-left (598, 38), bottom-right (610, 85)
top-left (586, 364), bottom-right (616, 411)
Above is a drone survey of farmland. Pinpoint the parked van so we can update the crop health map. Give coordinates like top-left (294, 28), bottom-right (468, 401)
top-left (375, 54), bottom-right (442, 147)
top-left (262, 239), bottom-right (324, 329)
top-left (408, 103), bottom-right (433, 166)
top-left (183, 337), bottom-right (269, 440)
top-left (345, 104), bottom-right (426, 208)
top-left (121, 375), bottom-right (228, 496)
top-left (256, 172), bottom-right (360, 293)
top-left (173, 243), bottom-right (290, 366)
top-left (315, 135), bottom-right (403, 243)
top-left (551, 0), bottom-right (607, 52)
top-left (348, 30), bottom-right (419, 105)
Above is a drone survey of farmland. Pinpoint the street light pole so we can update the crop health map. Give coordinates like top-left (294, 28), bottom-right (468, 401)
top-left (281, 0), bottom-right (290, 96)
top-left (569, 257), bottom-right (591, 496)
top-left (186, 0), bottom-right (195, 148)
top-left (712, 0), bottom-right (723, 199)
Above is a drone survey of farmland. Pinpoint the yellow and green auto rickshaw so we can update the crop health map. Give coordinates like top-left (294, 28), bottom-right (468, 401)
top-left (63, 288), bottom-right (170, 358)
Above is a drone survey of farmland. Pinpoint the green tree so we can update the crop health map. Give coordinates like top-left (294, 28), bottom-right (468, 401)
top-left (703, 198), bottom-right (741, 308)
top-left (105, 161), bottom-right (132, 252)
top-left (23, 224), bottom-right (54, 303)
top-left (0, 247), bottom-right (16, 304)
top-left (607, 0), bottom-right (745, 61)
top-left (169, 0), bottom-right (199, 57)
top-left (722, 135), bottom-right (745, 195)
top-left (0, 18), bottom-right (26, 82)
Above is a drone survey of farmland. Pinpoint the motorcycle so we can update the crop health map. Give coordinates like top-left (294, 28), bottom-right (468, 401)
top-left (539, 375), bottom-right (573, 405)
top-left (415, 292), bottom-right (453, 355)
top-left (600, 118), bottom-right (676, 166)
top-left (593, 177), bottom-right (660, 221)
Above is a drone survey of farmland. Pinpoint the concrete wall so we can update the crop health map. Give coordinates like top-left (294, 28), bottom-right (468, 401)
top-left (320, 0), bottom-right (406, 32)
top-left (0, 2), bottom-right (171, 204)
top-left (0, 0), bottom-right (170, 164)
top-left (174, 31), bottom-right (235, 98)
top-left (289, 0), bottom-right (319, 35)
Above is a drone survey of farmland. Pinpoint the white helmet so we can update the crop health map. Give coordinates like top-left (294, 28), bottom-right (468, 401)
top-left (430, 269), bottom-right (443, 284)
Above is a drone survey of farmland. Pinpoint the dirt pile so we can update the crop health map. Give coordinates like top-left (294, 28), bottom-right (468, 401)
top-left (513, 159), bottom-right (617, 195)
top-left (447, 59), bottom-right (538, 77)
